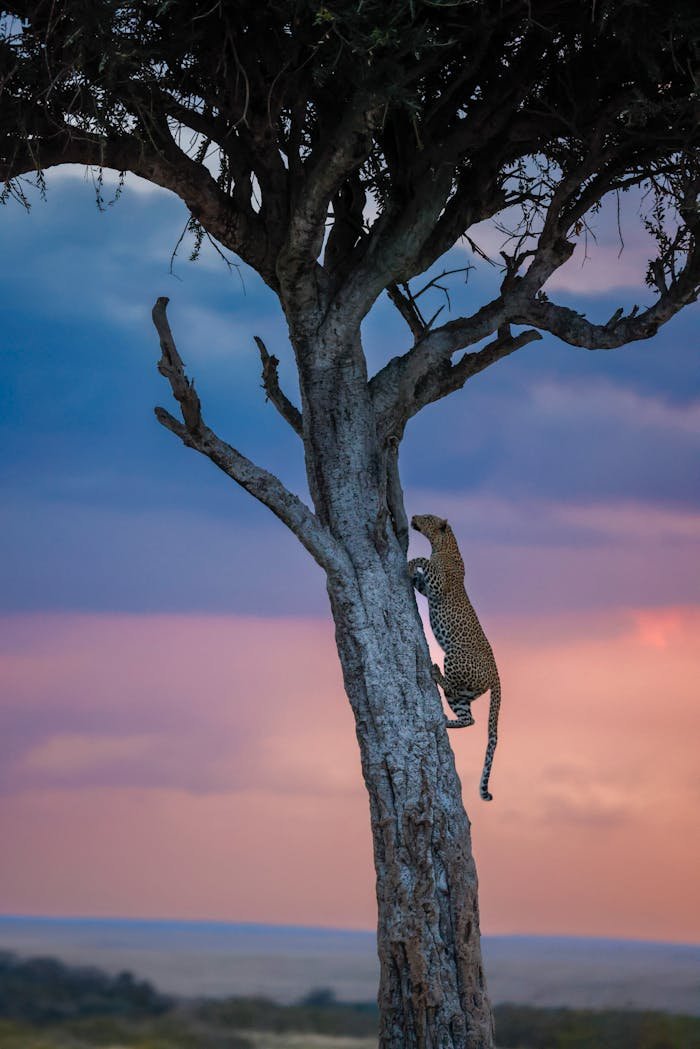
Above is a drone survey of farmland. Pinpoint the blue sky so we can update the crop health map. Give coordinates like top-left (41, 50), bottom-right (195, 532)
top-left (1, 170), bottom-right (698, 619)
top-left (2, 168), bottom-right (700, 938)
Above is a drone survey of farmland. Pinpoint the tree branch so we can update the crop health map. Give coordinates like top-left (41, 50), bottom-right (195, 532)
top-left (369, 133), bottom-right (667, 432)
top-left (1, 125), bottom-right (275, 285)
top-left (276, 91), bottom-right (379, 301)
top-left (372, 157), bottom-right (698, 435)
top-left (386, 284), bottom-right (428, 343)
top-left (514, 286), bottom-right (698, 350)
top-left (370, 295), bottom-right (511, 435)
top-left (253, 336), bottom-right (303, 436)
top-left (336, 164), bottom-right (455, 318)
top-left (151, 297), bottom-right (339, 569)
top-left (373, 319), bottom-right (542, 437)
top-left (411, 327), bottom-right (542, 418)
top-left (514, 176), bottom-right (700, 348)
top-left (386, 436), bottom-right (409, 556)
top-left (331, 32), bottom-right (561, 319)
top-left (324, 172), bottom-right (367, 285)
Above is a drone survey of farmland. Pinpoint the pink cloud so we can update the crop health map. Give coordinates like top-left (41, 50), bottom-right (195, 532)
top-left (526, 379), bottom-right (700, 440)
top-left (22, 733), bottom-right (155, 776)
top-left (0, 786), bottom-right (374, 927)
top-left (0, 614), bottom-right (356, 795)
top-left (1, 607), bottom-right (699, 941)
top-left (544, 239), bottom-right (651, 294)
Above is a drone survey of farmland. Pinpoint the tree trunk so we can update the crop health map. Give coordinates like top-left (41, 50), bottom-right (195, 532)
top-left (327, 547), bottom-right (494, 1049)
top-left (294, 314), bottom-right (495, 1049)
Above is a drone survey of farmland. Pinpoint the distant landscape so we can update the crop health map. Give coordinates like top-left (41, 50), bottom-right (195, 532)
top-left (1, 916), bottom-right (699, 1016)
top-left (1, 943), bottom-right (700, 1049)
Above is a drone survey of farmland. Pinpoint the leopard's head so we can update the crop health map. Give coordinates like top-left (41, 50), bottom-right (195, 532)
top-left (411, 514), bottom-right (452, 549)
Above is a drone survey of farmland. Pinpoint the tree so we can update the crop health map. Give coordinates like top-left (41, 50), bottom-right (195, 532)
top-left (1, 2), bottom-right (698, 1046)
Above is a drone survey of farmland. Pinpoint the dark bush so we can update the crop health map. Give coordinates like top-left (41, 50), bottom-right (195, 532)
top-left (197, 993), bottom-right (380, 1037)
top-left (0, 951), bottom-right (171, 1023)
top-left (493, 1004), bottom-right (700, 1049)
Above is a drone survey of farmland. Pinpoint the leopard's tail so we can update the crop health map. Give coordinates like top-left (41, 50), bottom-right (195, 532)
top-left (480, 675), bottom-right (500, 801)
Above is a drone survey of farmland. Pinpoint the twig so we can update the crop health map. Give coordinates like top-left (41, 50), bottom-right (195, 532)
top-left (254, 335), bottom-right (303, 436)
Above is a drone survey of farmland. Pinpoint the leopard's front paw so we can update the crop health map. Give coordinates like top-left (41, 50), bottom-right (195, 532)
top-left (412, 570), bottom-right (427, 595)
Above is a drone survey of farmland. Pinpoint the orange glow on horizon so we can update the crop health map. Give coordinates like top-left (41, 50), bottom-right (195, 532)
top-left (0, 608), bottom-right (698, 942)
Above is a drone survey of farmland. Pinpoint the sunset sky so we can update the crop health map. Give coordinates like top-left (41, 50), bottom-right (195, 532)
top-left (1, 170), bottom-right (699, 944)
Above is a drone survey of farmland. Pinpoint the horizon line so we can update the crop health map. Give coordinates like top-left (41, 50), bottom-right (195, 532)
top-left (1, 914), bottom-right (698, 951)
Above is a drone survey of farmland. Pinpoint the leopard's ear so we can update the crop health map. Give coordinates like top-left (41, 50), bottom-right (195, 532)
top-left (439, 518), bottom-right (448, 532)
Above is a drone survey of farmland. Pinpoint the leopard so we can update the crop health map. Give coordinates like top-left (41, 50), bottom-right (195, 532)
top-left (408, 513), bottom-right (500, 801)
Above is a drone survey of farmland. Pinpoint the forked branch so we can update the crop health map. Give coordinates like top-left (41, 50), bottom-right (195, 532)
top-left (387, 284), bottom-right (426, 343)
top-left (387, 268), bottom-right (472, 344)
top-left (254, 336), bottom-right (303, 436)
top-left (405, 325), bottom-right (542, 428)
top-left (151, 298), bottom-right (339, 569)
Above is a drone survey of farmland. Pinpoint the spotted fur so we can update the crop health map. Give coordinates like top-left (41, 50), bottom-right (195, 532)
top-left (409, 513), bottom-right (500, 801)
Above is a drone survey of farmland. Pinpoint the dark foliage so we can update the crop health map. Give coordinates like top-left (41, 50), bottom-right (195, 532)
top-left (2, 954), bottom-right (699, 1049)
top-left (493, 1004), bottom-right (700, 1049)
top-left (197, 992), bottom-right (380, 1038)
top-left (1, 1), bottom-right (698, 320)
top-left (0, 951), bottom-right (171, 1023)
top-left (197, 994), bottom-right (700, 1049)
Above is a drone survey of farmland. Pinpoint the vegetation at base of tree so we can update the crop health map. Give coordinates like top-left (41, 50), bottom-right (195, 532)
top-left (198, 996), bottom-right (700, 1048)
top-left (196, 991), bottom-right (380, 1037)
top-left (1, 1003), bottom-right (700, 1049)
top-left (1, 955), bottom-right (700, 1049)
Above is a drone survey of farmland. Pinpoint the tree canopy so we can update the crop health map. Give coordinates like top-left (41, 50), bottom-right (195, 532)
top-left (4, 0), bottom-right (697, 563)
top-left (2, 1), bottom-right (698, 348)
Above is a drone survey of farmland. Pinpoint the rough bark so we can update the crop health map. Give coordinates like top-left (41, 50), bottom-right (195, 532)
top-left (328, 554), bottom-right (493, 1049)
top-left (290, 315), bottom-right (494, 1049)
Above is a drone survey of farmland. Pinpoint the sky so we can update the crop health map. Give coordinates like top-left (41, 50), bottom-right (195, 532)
top-left (1, 168), bottom-right (699, 944)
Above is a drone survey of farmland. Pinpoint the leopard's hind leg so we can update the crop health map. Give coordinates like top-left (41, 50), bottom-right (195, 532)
top-left (433, 659), bottom-right (476, 728)
top-left (444, 695), bottom-right (475, 728)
